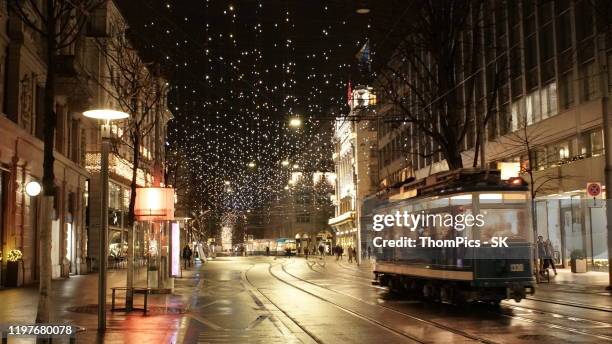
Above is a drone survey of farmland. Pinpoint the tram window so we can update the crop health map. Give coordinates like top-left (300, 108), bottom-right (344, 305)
top-left (450, 194), bottom-right (472, 205)
top-left (479, 208), bottom-right (529, 241)
top-left (479, 193), bottom-right (503, 203)
top-left (428, 197), bottom-right (449, 208)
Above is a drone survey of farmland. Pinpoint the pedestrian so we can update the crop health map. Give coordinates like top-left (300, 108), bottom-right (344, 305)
top-left (537, 236), bottom-right (546, 275)
top-left (544, 239), bottom-right (557, 275)
top-left (347, 245), bottom-right (353, 263)
top-left (319, 244), bottom-right (324, 257)
top-left (334, 245), bottom-right (340, 260)
top-left (339, 246), bottom-right (344, 260)
top-left (265, 246), bottom-right (270, 256)
top-left (182, 244), bottom-right (193, 269)
top-left (353, 247), bottom-right (358, 262)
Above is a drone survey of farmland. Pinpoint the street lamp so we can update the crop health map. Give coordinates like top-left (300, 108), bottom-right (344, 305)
top-left (281, 160), bottom-right (290, 167)
top-left (25, 181), bottom-right (42, 197)
top-left (224, 180), bottom-right (231, 185)
top-left (247, 162), bottom-right (256, 168)
top-left (355, 0), bottom-right (370, 14)
top-left (289, 117), bottom-right (302, 127)
top-left (83, 108), bottom-right (129, 331)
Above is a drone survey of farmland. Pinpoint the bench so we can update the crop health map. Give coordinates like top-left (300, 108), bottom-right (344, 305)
top-left (111, 287), bottom-right (152, 314)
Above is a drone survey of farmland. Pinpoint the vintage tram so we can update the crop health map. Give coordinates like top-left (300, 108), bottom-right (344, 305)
top-left (370, 169), bottom-right (535, 304)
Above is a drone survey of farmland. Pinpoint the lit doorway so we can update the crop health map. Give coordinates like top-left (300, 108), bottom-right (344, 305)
top-left (66, 222), bottom-right (76, 274)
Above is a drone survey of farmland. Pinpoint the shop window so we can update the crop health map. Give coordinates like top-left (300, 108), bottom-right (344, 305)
top-left (109, 182), bottom-right (122, 211)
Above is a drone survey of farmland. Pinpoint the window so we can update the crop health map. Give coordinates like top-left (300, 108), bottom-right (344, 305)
top-left (580, 62), bottom-right (598, 101)
top-left (559, 72), bottom-right (574, 110)
top-left (511, 100), bottom-right (523, 131)
top-left (582, 129), bottom-right (604, 157)
top-left (557, 11), bottom-right (572, 52)
top-left (296, 213), bottom-right (310, 223)
top-left (542, 82), bottom-right (558, 117)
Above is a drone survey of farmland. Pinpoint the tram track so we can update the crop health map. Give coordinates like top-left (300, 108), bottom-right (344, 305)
top-left (525, 296), bottom-right (612, 313)
top-left (275, 259), bottom-right (501, 344)
top-left (285, 258), bottom-right (612, 342)
top-left (242, 262), bottom-right (323, 344)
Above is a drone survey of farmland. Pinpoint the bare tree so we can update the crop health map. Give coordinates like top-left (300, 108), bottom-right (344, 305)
top-left (375, 0), bottom-right (505, 171)
top-left (504, 112), bottom-right (574, 282)
top-left (8, 0), bottom-right (103, 327)
top-left (88, 29), bottom-right (168, 223)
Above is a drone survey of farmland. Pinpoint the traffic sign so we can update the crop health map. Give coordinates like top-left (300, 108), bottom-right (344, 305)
top-left (586, 182), bottom-right (602, 197)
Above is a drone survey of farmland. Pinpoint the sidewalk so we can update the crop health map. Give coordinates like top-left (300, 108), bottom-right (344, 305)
top-left (0, 264), bottom-right (203, 343)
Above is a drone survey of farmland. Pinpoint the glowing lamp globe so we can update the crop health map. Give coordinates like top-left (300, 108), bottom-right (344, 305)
top-left (289, 118), bottom-right (302, 127)
top-left (83, 109), bottom-right (129, 121)
top-left (25, 181), bottom-right (41, 196)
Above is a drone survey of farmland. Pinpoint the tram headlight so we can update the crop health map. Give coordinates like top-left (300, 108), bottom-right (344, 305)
top-left (508, 177), bottom-right (525, 186)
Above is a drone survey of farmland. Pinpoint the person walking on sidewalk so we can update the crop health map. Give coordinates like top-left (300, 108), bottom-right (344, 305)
top-left (537, 236), bottom-right (546, 276)
top-left (182, 244), bottom-right (193, 269)
top-left (544, 239), bottom-right (557, 275)
top-left (348, 245), bottom-right (353, 263)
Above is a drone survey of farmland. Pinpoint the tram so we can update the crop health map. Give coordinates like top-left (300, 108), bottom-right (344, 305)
top-left (275, 238), bottom-right (297, 255)
top-left (371, 169), bottom-right (535, 304)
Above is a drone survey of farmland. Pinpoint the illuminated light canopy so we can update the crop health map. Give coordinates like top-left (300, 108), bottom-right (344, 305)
top-left (83, 109), bottom-right (130, 121)
top-left (134, 187), bottom-right (175, 221)
top-left (247, 162), bottom-right (256, 168)
top-left (25, 181), bottom-right (41, 196)
top-left (281, 160), bottom-right (290, 166)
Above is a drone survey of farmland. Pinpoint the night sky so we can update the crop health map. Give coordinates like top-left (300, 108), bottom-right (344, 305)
top-left (116, 0), bottom-right (410, 214)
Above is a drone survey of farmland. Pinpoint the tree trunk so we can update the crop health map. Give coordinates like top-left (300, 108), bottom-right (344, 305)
top-left (128, 133), bottom-right (140, 224)
top-left (126, 133), bottom-right (140, 298)
top-left (37, 0), bottom-right (57, 327)
top-left (444, 143), bottom-right (464, 170)
top-left (36, 196), bottom-right (54, 325)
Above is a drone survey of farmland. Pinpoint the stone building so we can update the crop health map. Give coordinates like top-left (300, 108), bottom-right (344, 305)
top-left (329, 86), bottom-right (378, 261)
top-left (0, 0), bottom-right (170, 287)
top-left (263, 171), bottom-right (335, 253)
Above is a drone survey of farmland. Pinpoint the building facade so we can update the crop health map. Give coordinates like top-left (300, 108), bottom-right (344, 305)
top-left (82, 0), bottom-right (172, 269)
top-left (329, 86), bottom-right (378, 260)
top-left (0, 0), bottom-right (171, 287)
top-left (373, 0), bottom-right (611, 271)
top-left (263, 171), bottom-right (335, 253)
top-left (0, 1), bottom-right (90, 285)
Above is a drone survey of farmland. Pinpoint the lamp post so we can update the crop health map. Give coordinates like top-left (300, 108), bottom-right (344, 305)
top-left (84, 109), bottom-right (129, 331)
